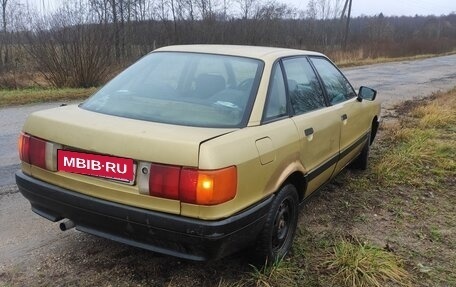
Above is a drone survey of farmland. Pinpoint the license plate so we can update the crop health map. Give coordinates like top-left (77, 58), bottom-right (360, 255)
top-left (57, 150), bottom-right (135, 183)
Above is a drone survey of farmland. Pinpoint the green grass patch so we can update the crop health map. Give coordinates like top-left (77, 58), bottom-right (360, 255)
top-left (0, 87), bottom-right (97, 107)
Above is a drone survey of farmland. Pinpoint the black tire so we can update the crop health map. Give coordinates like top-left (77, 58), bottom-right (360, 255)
top-left (351, 133), bottom-right (371, 170)
top-left (253, 184), bottom-right (299, 265)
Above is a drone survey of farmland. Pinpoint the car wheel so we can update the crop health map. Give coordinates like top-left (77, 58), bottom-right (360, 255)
top-left (351, 133), bottom-right (371, 170)
top-left (253, 184), bottom-right (299, 265)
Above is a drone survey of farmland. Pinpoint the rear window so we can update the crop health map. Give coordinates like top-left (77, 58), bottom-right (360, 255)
top-left (81, 52), bottom-right (263, 128)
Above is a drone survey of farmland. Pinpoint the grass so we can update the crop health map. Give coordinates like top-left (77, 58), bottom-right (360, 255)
top-left (0, 87), bottom-right (96, 107)
top-left (323, 239), bottom-right (410, 287)
top-left (334, 50), bottom-right (456, 67)
top-left (240, 260), bottom-right (304, 287)
top-left (374, 90), bottom-right (456, 187)
top-left (411, 97), bottom-right (456, 128)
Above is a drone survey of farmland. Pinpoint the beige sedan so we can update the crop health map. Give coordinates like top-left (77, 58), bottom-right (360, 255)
top-left (16, 45), bottom-right (380, 263)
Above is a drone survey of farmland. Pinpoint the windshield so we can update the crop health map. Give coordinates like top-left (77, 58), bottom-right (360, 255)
top-left (81, 52), bottom-right (263, 128)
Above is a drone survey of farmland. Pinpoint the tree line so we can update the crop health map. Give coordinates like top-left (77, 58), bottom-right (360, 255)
top-left (0, 0), bottom-right (455, 88)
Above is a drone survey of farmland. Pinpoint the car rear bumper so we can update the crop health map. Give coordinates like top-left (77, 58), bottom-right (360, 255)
top-left (16, 171), bottom-right (272, 261)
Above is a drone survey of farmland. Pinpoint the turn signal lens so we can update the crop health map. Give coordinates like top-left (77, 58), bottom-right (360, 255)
top-left (180, 167), bottom-right (237, 205)
top-left (196, 167), bottom-right (237, 205)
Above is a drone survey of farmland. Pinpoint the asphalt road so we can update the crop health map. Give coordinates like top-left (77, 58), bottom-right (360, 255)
top-left (0, 54), bottom-right (455, 271)
top-left (343, 54), bottom-right (456, 109)
top-left (0, 102), bottom-right (77, 187)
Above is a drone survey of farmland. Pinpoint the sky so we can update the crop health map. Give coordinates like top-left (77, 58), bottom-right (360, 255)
top-left (283, 0), bottom-right (455, 17)
top-left (29, 0), bottom-right (456, 17)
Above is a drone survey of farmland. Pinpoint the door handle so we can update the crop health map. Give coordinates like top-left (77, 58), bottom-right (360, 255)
top-left (341, 114), bottom-right (348, 121)
top-left (304, 128), bottom-right (314, 136)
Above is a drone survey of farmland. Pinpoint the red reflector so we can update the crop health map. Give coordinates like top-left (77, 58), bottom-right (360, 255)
top-left (29, 137), bottom-right (47, 169)
top-left (149, 164), bottom-right (180, 200)
top-left (179, 169), bottom-right (198, 203)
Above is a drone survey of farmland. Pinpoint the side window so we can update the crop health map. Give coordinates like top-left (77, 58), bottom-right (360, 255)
top-left (264, 64), bottom-right (287, 121)
top-left (282, 57), bottom-right (326, 115)
top-left (310, 57), bottom-right (356, 105)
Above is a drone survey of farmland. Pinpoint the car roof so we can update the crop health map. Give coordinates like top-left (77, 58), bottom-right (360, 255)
top-left (154, 45), bottom-right (325, 62)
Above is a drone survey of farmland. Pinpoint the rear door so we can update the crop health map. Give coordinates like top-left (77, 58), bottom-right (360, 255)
top-left (281, 57), bottom-right (340, 196)
top-left (309, 57), bottom-right (369, 174)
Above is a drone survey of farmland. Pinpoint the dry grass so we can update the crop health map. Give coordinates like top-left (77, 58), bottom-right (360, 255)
top-left (411, 95), bottom-right (456, 128)
top-left (374, 89), bottom-right (456, 186)
top-left (333, 50), bottom-right (456, 67)
top-left (323, 239), bottom-right (410, 287)
top-left (238, 260), bottom-right (304, 287)
top-left (374, 128), bottom-right (438, 186)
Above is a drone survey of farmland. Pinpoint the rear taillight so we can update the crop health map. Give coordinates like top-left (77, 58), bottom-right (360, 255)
top-left (179, 169), bottom-right (198, 203)
top-left (149, 163), bottom-right (180, 200)
top-left (18, 132), bottom-right (30, 163)
top-left (139, 163), bottom-right (236, 205)
top-left (29, 136), bottom-right (47, 169)
top-left (18, 132), bottom-right (59, 171)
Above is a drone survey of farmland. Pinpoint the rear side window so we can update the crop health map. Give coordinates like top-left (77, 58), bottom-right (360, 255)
top-left (263, 64), bottom-right (287, 121)
top-left (282, 57), bottom-right (326, 115)
top-left (310, 57), bottom-right (356, 105)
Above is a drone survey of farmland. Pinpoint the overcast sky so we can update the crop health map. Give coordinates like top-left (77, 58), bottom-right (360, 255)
top-left (30, 0), bottom-right (456, 17)
top-left (285, 0), bottom-right (456, 17)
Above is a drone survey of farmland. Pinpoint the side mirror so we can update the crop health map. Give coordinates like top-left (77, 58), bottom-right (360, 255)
top-left (357, 86), bottom-right (377, 102)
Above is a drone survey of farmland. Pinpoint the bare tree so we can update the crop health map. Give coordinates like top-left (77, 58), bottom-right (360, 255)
top-left (24, 2), bottom-right (114, 87)
top-left (89, 0), bottom-right (110, 23)
top-left (0, 0), bottom-right (454, 88)
top-left (237, 0), bottom-right (259, 19)
top-left (306, 0), bottom-right (343, 20)
top-left (255, 1), bottom-right (293, 20)
top-left (1, 0), bottom-right (9, 64)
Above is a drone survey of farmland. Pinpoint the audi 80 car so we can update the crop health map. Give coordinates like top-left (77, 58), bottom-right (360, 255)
top-left (16, 45), bottom-right (380, 263)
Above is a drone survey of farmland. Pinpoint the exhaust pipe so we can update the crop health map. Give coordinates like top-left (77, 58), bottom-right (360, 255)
top-left (59, 219), bottom-right (75, 231)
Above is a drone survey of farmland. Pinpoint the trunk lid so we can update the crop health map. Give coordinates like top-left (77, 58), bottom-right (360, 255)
top-left (24, 105), bottom-right (235, 167)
